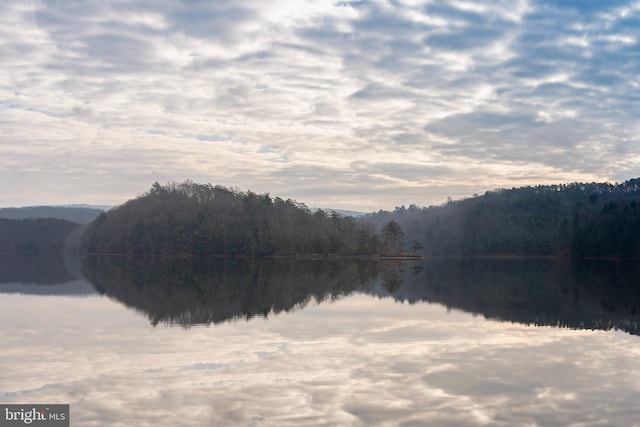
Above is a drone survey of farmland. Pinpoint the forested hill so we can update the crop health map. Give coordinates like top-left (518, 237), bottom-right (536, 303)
top-left (365, 178), bottom-right (640, 257)
top-left (0, 218), bottom-right (79, 253)
top-left (82, 181), bottom-right (384, 256)
top-left (76, 177), bottom-right (640, 257)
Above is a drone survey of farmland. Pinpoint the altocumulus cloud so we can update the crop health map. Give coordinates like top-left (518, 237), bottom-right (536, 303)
top-left (1, 0), bottom-right (640, 210)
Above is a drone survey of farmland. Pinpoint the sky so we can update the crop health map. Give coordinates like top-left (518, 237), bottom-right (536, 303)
top-left (2, 0), bottom-right (640, 212)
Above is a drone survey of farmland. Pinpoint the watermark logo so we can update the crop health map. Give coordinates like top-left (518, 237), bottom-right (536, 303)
top-left (0, 405), bottom-right (68, 427)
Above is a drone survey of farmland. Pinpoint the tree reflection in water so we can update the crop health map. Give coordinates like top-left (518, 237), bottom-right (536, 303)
top-left (82, 256), bottom-right (640, 335)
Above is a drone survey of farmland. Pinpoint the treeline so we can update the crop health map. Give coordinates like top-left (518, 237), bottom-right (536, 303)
top-left (10, 178), bottom-right (640, 258)
top-left (82, 181), bottom-right (384, 256)
top-left (365, 178), bottom-right (640, 257)
top-left (0, 218), bottom-right (79, 253)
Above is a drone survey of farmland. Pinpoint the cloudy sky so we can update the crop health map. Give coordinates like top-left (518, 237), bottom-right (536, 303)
top-left (2, 0), bottom-right (640, 211)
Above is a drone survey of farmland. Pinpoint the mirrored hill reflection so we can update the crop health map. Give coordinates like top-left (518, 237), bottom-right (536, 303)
top-left (82, 256), bottom-right (640, 334)
top-left (394, 258), bottom-right (640, 336)
top-left (0, 253), bottom-right (97, 295)
top-left (0, 253), bottom-right (76, 285)
top-left (81, 256), bottom-right (385, 326)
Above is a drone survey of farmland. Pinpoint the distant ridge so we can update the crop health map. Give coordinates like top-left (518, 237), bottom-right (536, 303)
top-left (315, 208), bottom-right (365, 217)
top-left (0, 205), bottom-right (106, 224)
top-left (54, 204), bottom-right (111, 211)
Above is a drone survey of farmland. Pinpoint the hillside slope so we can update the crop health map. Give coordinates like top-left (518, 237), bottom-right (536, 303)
top-left (0, 218), bottom-right (79, 253)
top-left (365, 178), bottom-right (640, 257)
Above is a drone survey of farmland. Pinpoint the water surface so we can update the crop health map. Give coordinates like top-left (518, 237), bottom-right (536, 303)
top-left (1, 255), bottom-right (639, 426)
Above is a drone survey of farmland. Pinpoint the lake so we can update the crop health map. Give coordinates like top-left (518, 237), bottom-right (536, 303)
top-left (1, 254), bottom-right (640, 426)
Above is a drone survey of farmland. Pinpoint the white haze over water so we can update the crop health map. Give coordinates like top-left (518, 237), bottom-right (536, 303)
top-left (2, 1), bottom-right (640, 210)
top-left (1, 292), bottom-right (639, 426)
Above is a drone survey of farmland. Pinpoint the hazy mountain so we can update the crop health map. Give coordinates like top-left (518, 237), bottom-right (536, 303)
top-left (316, 208), bottom-right (365, 217)
top-left (0, 205), bottom-right (105, 224)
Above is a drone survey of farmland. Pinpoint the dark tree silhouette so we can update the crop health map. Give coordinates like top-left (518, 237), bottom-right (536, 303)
top-left (381, 220), bottom-right (404, 253)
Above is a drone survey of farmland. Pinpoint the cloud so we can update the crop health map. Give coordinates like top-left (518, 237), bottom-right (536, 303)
top-left (1, 0), bottom-right (640, 209)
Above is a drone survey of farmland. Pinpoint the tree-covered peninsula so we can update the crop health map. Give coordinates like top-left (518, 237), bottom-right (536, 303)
top-left (82, 181), bottom-right (386, 257)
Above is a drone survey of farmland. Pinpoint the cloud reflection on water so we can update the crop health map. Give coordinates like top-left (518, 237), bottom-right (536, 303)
top-left (1, 291), bottom-right (640, 426)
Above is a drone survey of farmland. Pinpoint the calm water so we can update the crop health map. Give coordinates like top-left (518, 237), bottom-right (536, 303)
top-left (1, 254), bottom-right (640, 426)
